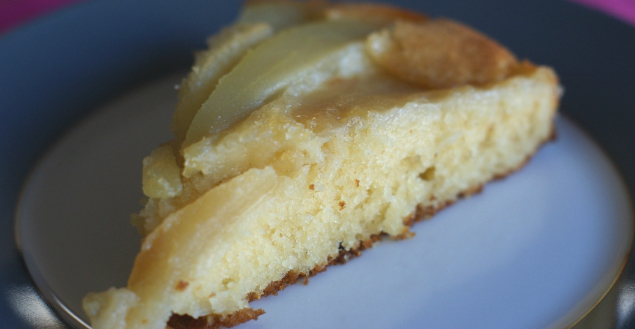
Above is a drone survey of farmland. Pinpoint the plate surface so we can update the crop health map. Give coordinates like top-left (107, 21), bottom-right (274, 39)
top-left (2, 1), bottom-right (635, 328)
top-left (13, 72), bottom-right (635, 329)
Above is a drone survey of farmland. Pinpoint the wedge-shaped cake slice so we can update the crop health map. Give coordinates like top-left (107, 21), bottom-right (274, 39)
top-left (83, 2), bottom-right (559, 329)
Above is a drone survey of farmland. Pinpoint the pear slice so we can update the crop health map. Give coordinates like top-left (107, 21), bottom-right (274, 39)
top-left (238, 0), bottom-right (326, 31)
top-left (171, 24), bottom-right (274, 144)
top-left (366, 19), bottom-right (518, 89)
top-left (84, 167), bottom-right (280, 329)
top-left (183, 20), bottom-right (384, 147)
top-left (171, 2), bottom-right (326, 144)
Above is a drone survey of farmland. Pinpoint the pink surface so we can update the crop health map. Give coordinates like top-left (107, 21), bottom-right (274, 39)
top-left (0, 0), bottom-right (81, 34)
top-left (0, 0), bottom-right (634, 35)
top-left (571, 0), bottom-right (635, 24)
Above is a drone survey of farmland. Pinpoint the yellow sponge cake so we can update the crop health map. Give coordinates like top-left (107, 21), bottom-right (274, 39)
top-left (82, 2), bottom-right (560, 328)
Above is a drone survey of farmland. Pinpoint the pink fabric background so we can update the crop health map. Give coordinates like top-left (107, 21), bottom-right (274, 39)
top-left (0, 0), bottom-right (634, 35)
top-left (0, 0), bottom-right (82, 34)
top-left (572, 0), bottom-right (635, 25)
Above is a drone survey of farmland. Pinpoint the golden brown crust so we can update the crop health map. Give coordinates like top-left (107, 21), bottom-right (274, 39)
top-left (368, 19), bottom-right (519, 89)
top-left (168, 309), bottom-right (265, 329)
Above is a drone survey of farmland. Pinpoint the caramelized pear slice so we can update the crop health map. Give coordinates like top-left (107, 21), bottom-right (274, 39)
top-left (84, 167), bottom-right (280, 329)
top-left (367, 19), bottom-right (518, 89)
top-left (184, 20), bottom-right (383, 147)
top-left (172, 2), bottom-right (328, 144)
top-left (171, 23), bottom-right (274, 144)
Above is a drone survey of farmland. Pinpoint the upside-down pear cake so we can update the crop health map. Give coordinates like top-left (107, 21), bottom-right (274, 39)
top-left (82, 1), bottom-right (560, 328)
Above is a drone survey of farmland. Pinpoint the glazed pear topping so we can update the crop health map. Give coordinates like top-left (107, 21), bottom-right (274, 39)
top-left (173, 1), bottom-right (325, 145)
top-left (238, 0), bottom-right (326, 31)
top-left (183, 20), bottom-right (383, 147)
top-left (366, 19), bottom-right (518, 89)
top-left (171, 23), bottom-right (274, 145)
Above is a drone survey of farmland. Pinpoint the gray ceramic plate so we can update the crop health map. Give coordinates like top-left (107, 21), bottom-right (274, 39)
top-left (3, 1), bottom-right (635, 328)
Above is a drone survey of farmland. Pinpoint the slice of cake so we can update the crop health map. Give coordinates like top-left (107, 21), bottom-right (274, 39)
top-left (82, 2), bottom-right (560, 329)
